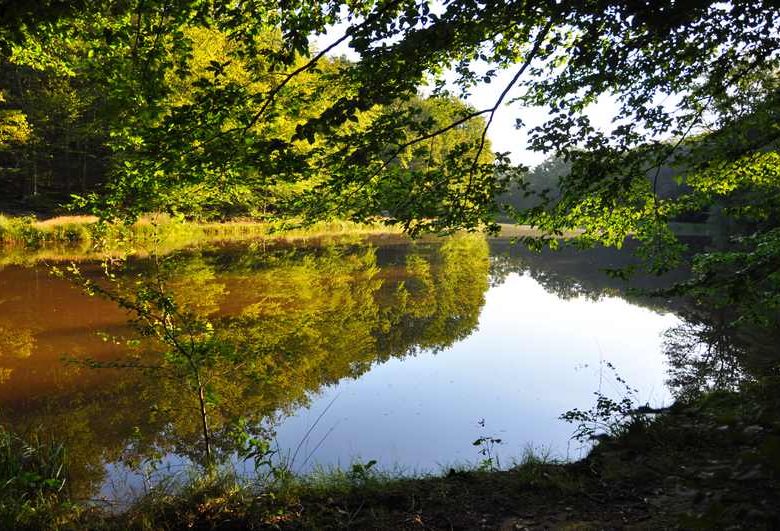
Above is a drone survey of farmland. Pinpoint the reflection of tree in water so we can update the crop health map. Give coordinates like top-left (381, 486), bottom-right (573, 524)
top-left (663, 311), bottom-right (748, 400)
top-left (0, 234), bottom-right (490, 497)
top-left (0, 324), bottom-right (36, 384)
top-left (489, 238), bottom-right (768, 401)
top-left (663, 300), bottom-right (780, 400)
top-left (376, 236), bottom-right (489, 358)
top-left (489, 239), bottom-right (687, 312)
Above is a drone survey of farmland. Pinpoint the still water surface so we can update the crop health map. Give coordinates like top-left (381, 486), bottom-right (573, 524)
top-left (0, 235), bottom-right (680, 502)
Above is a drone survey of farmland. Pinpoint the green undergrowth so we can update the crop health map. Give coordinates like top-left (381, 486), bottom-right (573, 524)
top-left (0, 215), bottom-right (94, 248)
top-left (76, 451), bottom-right (581, 530)
top-left (0, 427), bottom-right (85, 530)
top-left (3, 386), bottom-right (779, 529)
top-left (0, 433), bottom-right (581, 530)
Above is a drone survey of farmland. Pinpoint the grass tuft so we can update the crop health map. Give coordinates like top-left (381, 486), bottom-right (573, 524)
top-left (0, 427), bottom-right (77, 530)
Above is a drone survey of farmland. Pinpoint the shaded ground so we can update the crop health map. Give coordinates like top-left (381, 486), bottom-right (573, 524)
top-left (74, 387), bottom-right (778, 530)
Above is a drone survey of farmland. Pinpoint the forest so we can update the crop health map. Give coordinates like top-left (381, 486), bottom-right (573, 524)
top-left (0, 9), bottom-right (494, 227)
top-left (1, 0), bottom-right (779, 528)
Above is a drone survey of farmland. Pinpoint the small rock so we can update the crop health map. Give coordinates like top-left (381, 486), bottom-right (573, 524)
top-left (743, 425), bottom-right (764, 437)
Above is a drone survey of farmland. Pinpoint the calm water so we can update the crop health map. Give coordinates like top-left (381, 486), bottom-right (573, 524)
top-left (0, 235), bottom-right (682, 502)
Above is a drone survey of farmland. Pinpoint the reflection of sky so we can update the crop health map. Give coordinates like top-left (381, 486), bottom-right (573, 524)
top-left (310, 15), bottom-right (631, 169)
top-left (268, 272), bottom-right (680, 474)
top-left (99, 455), bottom-right (192, 511)
top-left (99, 271), bottom-right (680, 497)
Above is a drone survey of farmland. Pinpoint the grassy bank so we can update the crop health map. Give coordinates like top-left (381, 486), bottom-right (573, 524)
top-left (4, 383), bottom-right (779, 530)
top-left (0, 216), bottom-right (594, 264)
top-left (493, 223), bottom-right (584, 240)
top-left (0, 215), bottom-right (575, 252)
top-left (0, 214), bottom-right (402, 264)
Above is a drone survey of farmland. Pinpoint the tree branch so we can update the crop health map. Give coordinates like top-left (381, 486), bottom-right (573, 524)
top-left (466, 21), bottom-right (554, 187)
top-left (352, 22), bottom-right (554, 223)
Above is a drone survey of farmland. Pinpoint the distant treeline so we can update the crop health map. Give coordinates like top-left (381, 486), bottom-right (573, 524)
top-left (499, 156), bottom-right (710, 223)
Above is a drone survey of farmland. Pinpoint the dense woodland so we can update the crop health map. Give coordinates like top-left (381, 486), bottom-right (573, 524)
top-left (1, 0), bottom-right (779, 528)
top-left (0, 24), bottom-right (492, 221)
top-left (0, 1), bottom-right (776, 240)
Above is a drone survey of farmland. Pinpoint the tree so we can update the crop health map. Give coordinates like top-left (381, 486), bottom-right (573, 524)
top-left (2, 7), bottom-right (498, 223)
top-left (3, 0), bottom-right (779, 335)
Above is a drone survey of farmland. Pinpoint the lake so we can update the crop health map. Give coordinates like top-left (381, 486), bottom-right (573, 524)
top-left (0, 234), bottom-right (683, 504)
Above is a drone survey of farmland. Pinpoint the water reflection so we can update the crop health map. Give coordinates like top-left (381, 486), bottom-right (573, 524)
top-left (2, 234), bottom-right (754, 503)
top-left (269, 272), bottom-right (677, 476)
top-left (489, 241), bottom-right (770, 396)
top-left (0, 235), bottom-right (490, 497)
top-left (663, 311), bottom-right (747, 400)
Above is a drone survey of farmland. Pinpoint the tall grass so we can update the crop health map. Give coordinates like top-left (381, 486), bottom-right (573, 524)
top-left (0, 214), bottom-right (402, 263)
top-left (0, 427), bottom-right (73, 529)
top-left (0, 215), bottom-right (94, 248)
top-left (0, 428), bottom-right (584, 530)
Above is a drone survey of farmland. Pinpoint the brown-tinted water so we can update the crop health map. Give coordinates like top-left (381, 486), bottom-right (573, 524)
top-left (0, 235), bottom-right (680, 503)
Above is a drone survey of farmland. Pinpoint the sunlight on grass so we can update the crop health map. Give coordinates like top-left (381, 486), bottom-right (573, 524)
top-left (0, 214), bottom-right (403, 265)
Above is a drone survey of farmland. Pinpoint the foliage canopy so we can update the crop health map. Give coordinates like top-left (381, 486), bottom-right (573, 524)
top-left (1, 0), bottom-right (779, 330)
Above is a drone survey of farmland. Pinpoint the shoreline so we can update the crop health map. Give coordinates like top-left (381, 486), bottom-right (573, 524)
top-left (5, 385), bottom-right (776, 529)
top-left (0, 215), bottom-right (405, 265)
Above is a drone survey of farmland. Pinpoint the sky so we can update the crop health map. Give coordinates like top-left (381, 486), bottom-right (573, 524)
top-left (260, 272), bottom-right (678, 473)
top-left (310, 16), bottom-right (621, 170)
